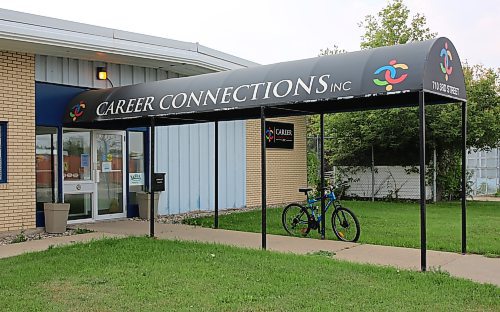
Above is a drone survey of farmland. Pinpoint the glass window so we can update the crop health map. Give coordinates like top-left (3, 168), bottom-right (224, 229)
top-left (36, 127), bottom-right (58, 210)
top-left (63, 131), bottom-right (91, 181)
top-left (0, 122), bottom-right (6, 183)
top-left (66, 193), bottom-right (93, 220)
top-left (128, 131), bottom-right (145, 205)
top-left (486, 169), bottom-right (497, 178)
top-left (486, 158), bottom-right (497, 168)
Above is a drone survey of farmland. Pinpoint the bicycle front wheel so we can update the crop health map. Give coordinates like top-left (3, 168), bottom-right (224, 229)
top-left (331, 207), bottom-right (360, 242)
top-left (282, 203), bottom-right (311, 236)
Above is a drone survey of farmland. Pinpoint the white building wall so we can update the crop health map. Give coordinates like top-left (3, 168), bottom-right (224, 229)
top-left (155, 121), bottom-right (246, 215)
top-left (35, 55), bottom-right (182, 88)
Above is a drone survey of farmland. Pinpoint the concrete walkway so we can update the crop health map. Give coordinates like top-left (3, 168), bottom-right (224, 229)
top-left (1, 220), bottom-right (499, 287)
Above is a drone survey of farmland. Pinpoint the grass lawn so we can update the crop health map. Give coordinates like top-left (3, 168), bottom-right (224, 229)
top-left (185, 201), bottom-right (500, 256)
top-left (0, 238), bottom-right (498, 311)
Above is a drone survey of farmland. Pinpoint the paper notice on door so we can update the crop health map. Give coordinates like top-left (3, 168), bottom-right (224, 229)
top-left (129, 173), bottom-right (144, 186)
top-left (80, 153), bottom-right (89, 168)
top-left (102, 162), bottom-right (112, 172)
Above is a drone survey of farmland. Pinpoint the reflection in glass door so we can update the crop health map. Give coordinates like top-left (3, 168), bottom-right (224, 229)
top-left (128, 131), bottom-right (146, 207)
top-left (95, 132), bottom-right (126, 218)
top-left (63, 130), bottom-right (93, 221)
top-left (36, 127), bottom-right (58, 206)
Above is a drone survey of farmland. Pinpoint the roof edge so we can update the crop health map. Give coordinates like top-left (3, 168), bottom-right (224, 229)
top-left (0, 8), bottom-right (258, 70)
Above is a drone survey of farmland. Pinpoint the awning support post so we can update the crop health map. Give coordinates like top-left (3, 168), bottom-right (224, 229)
top-left (461, 101), bottom-right (467, 254)
top-left (371, 145), bottom-right (375, 202)
top-left (150, 117), bottom-right (155, 238)
top-left (260, 107), bottom-right (267, 250)
top-left (50, 132), bottom-right (55, 204)
top-left (214, 121), bottom-right (219, 229)
top-left (419, 91), bottom-right (426, 272)
top-left (57, 126), bottom-right (63, 203)
top-left (320, 113), bottom-right (326, 240)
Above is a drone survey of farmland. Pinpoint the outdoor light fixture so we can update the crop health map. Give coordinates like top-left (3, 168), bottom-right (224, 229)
top-left (96, 67), bottom-right (107, 80)
top-left (96, 66), bottom-right (114, 87)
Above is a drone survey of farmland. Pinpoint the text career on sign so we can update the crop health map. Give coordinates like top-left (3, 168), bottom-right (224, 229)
top-left (95, 75), bottom-right (352, 117)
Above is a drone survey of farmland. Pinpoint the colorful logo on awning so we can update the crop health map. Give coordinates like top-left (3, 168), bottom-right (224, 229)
top-left (265, 128), bottom-right (274, 142)
top-left (70, 101), bottom-right (86, 121)
top-left (440, 42), bottom-right (453, 81)
top-left (373, 60), bottom-right (409, 91)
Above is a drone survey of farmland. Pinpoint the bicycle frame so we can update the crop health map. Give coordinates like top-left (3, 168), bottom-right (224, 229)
top-left (305, 190), bottom-right (338, 222)
top-left (282, 186), bottom-right (360, 242)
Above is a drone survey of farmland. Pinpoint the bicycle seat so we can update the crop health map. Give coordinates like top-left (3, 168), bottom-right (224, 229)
top-left (299, 188), bottom-right (313, 194)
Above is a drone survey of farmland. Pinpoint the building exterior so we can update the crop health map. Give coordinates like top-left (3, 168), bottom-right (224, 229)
top-left (467, 148), bottom-right (500, 195)
top-left (0, 50), bottom-right (35, 231)
top-left (0, 9), bottom-right (306, 232)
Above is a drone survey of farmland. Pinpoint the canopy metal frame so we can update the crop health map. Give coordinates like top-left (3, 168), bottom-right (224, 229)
top-left (63, 37), bottom-right (468, 271)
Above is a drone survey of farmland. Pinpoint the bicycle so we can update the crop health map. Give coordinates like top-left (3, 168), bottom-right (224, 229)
top-left (281, 186), bottom-right (360, 242)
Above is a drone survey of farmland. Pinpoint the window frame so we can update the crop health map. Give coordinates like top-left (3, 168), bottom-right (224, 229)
top-left (127, 130), bottom-right (147, 192)
top-left (0, 122), bottom-right (7, 183)
top-left (35, 126), bottom-right (58, 207)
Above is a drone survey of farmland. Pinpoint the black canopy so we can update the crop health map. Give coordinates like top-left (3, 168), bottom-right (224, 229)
top-left (62, 37), bottom-right (469, 271)
top-left (63, 37), bottom-right (466, 128)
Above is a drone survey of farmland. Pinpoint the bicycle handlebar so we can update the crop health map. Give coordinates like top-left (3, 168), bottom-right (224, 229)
top-left (319, 185), bottom-right (335, 191)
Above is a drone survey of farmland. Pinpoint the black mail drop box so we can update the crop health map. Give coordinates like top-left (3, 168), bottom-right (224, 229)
top-left (151, 172), bottom-right (166, 192)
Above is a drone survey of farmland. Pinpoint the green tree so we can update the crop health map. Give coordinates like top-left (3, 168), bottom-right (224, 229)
top-left (359, 0), bottom-right (436, 49)
top-left (310, 0), bottom-right (436, 165)
top-left (309, 0), bottom-right (500, 199)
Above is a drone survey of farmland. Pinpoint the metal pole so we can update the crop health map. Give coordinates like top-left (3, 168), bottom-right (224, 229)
top-left (433, 148), bottom-right (437, 203)
top-left (317, 136), bottom-right (320, 177)
top-left (461, 101), bottom-right (467, 254)
top-left (125, 131), bottom-right (130, 218)
top-left (150, 117), bottom-right (155, 238)
top-left (418, 91), bottom-right (427, 272)
top-left (320, 113), bottom-right (326, 240)
top-left (214, 121), bottom-right (219, 229)
top-left (50, 132), bottom-right (55, 204)
top-left (260, 107), bottom-right (267, 250)
top-left (57, 127), bottom-right (63, 203)
top-left (371, 145), bottom-right (375, 202)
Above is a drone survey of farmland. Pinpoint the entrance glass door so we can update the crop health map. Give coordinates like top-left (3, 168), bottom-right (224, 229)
top-left (94, 131), bottom-right (126, 219)
top-left (63, 130), bottom-right (93, 221)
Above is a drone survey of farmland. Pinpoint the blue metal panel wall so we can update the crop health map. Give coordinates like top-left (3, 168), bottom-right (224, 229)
top-left (155, 121), bottom-right (246, 215)
top-left (35, 82), bottom-right (88, 127)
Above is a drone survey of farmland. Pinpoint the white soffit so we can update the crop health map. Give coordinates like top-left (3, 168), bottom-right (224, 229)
top-left (0, 8), bottom-right (258, 75)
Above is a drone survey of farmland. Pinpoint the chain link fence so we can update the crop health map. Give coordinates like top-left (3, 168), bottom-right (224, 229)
top-left (307, 136), bottom-right (436, 201)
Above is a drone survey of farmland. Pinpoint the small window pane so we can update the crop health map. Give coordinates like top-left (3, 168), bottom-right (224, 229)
top-left (63, 131), bottom-right (91, 181)
top-left (486, 158), bottom-right (497, 167)
top-left (36, 127), bottom-right (58, 210)
top-left (66, 193), bottom-right (92, 220)
top-left (486, 169), bottom-right (497, 178)
top-left (128, 131), bottom-right (145, 205)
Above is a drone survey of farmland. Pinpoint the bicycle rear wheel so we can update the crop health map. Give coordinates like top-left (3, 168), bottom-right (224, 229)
top-left (331, 206), bottom-right (360, 242)
top-left (282, 203), bottom-right (311, 236)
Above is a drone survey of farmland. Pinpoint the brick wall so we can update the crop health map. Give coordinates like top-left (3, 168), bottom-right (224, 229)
top-left (246, 116), bottom-right (307, 207)
top-left (0, 51), bottom-right (36, 232)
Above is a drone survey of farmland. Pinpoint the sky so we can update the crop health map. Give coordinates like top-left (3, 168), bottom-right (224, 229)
top-left (1, 0), bottom-right (498, 68)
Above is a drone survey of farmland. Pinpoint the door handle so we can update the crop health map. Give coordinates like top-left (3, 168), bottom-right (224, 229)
top-left (95, 170), bottom-right (101, 183)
